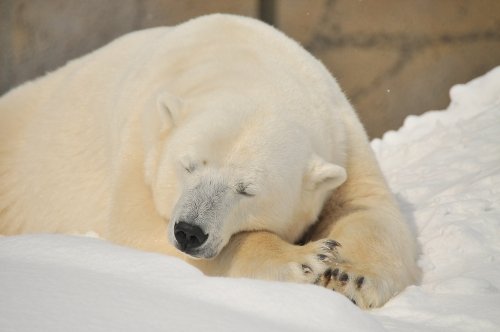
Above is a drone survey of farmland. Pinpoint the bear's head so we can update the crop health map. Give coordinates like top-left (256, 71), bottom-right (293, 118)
top-left (144, 92), bottom-right (346, 259)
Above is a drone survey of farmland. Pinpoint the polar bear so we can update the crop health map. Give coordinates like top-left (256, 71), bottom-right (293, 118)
top-left (0, 14), bottom-right (420, 308)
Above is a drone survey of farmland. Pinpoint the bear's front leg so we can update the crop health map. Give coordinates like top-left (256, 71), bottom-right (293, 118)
top-left (196, 231), bottom-right (340, 284)
top-left (308, 110), bottom-right (421, 309)
top-left (312, 205), bottom-right (421, 309)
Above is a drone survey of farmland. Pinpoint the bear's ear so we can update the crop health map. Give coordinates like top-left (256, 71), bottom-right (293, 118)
top-left (156, 91), bottom-right (184, 132)
top-left (306, 154), bottom-right (347, 191)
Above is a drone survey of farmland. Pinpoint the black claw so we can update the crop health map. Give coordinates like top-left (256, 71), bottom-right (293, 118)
top-left (317, 254), bottom-right (328, 261)
top-left (339, 272), bottom-right (349, 282)
top-left (301, 264), bottom-right (312, 274)
top-left (351, 298), bottom-right (357, 305)
top-left (332, 268), bottom-right (339, 279)
top-left (324, 240), bottom-right (341, 249)
top-left (356, 276), bottom-right (365, 289)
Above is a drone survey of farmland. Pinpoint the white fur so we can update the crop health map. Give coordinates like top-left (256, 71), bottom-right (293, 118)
top-left (0, 14), bottom-right (419, 308)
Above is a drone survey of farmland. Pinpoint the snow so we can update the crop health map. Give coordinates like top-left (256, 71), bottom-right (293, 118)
top-left (371, 66), bottom-right (500, 331)
top-left (1, 66), bottom-right (499, 331)
top-left (0, 235), bottom-right (384, 332)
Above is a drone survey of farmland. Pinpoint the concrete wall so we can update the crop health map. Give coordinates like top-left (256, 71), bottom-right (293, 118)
top-left (279, 0), bottom-right (500, 137)
top-left (2, 0), bottom-right (499, 137)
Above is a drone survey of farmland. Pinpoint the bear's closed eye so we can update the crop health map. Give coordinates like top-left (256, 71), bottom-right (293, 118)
top-left (236, 183), bottom-right (255, 197)
top-left (184, 164), bottom-right (196, 173)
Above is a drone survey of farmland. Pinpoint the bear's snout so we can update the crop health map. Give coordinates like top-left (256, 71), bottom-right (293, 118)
top-left (174, 221), bottom-right (208, 252)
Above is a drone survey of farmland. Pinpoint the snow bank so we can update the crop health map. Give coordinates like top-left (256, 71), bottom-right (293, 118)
top-left (1, 66), bottom-right (499, 331)
top-left (0, 235), bottom-right (383, 332)
top-left (371, 66), bottom-right (500, 331)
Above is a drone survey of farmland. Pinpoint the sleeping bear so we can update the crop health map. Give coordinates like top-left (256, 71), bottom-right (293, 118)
top-left (0, 14), bottom-right (420, 308)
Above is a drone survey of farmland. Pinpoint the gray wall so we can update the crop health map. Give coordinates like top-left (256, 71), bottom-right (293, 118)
top-left (2, 0), bottom-right (499, 137)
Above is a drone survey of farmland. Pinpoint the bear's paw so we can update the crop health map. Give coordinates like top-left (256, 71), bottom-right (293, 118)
top-left (318, 263), bottom-right (385, 309)
top-left (287, 239), bottom-right (341, 284)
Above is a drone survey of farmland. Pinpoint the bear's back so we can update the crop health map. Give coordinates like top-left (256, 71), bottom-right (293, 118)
top-left (0, 14), bottom-right (351, 235)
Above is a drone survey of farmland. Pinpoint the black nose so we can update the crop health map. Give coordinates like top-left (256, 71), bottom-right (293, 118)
top-left (174, 222), bottom-right (208, 251)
